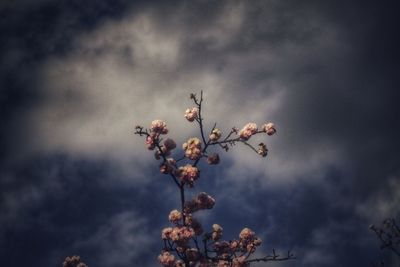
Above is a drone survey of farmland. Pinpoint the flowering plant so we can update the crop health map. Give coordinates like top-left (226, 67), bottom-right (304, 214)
top-left (134, 92), bottom-right (294, 266)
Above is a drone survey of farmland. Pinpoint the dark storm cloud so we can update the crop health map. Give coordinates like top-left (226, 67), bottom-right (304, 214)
top-left (0, 154), bottom-right (178, 267)
top-left (0, 1), bottom-right (166, 266)
top-left (1, 1), bottom-right (399, 267)
top-left (0, 0), bottom-right (130, 161)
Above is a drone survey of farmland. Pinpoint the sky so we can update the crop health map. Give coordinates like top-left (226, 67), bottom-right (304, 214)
top-left (1, 1), bottom-right (400, 266)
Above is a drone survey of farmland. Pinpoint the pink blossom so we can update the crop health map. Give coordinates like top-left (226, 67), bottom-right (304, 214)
top-left (262, 122), bottom-right (276, 136)
top-left (170, 226), bottom-right (195, 242)
top-left (178, 164), bottom-right (199, 187)
top-left (181, 227), bottom-right (194, 239)
top-left (212, 224), bottom-right (223, 241)
top-left (207, 153), bottom-right (220, 165)
top-left (146, 136), bottom-right (156, 150)
top-left (160, 158), bottom-right (177, 174)
top-left (151, 119), bottom-right (169, 134)
top-left (184, 107), bottom-right (199, 122)
top-left (63, 255), bottom-right (87, 267)
top-left (239, 228), bottom-right (255, 240)
top-left (230, 240), bottom-right (239, 250)
top-left (168, 209), bottom-right (182, 224)
top-left (239, 123), bottom-right (258, 140)
top-left (232, 255), bottom-right (248, 267)
top-left (169, 228), bottom-right (181, 242)
top-left (158, 251), bottom-right (175, 266)
top-left (161, 227), bottom-right (173, 240)
top-left (209, 128), bottom-right (222, 141)
top-left (163, 138), bottom-right (177, 150)
top-left (180, 226), bottom-right (195, 239)
top-left (244, 236), bottom-right (262, 252)
top-left (196, 192), bottom-right (215, 210)
top-left (185, 215), bottom-right (203, 235)
top-left (212, 223), bottom-right (222, 232)
top-left (184, 192), bottom-right (215, 213)
top-left (212, 232), bottom-right (222, 241)
top-left (182, 137), bottom-right (202, 160)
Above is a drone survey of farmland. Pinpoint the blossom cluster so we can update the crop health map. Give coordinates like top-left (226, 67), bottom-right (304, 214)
top-left (161, 213), bottom-right (200, 265)
top-left (160, 158), bottom-right (178, 175)
top-left (262, 123), bottom-right (276, 136)
top-left (155, 138), bottom-right (177, 159)
top-left (239, 123), bottom-right (258, 140)
top-left (160, 225), bottom-right (263, 266)
top-left (209, 128), bottom-right (222, 141)
top-left (160, 207), bottom-right (262, 266)
top-left (238, 122), bottom-right (276, 141)
top-left (207, 153), bottom-right (220, 165)
top-left (184, 192), bottom-right (215, 213)
top-left (183, 137), bottom-right (202, 160)
top-left (146, 119), bottom-right (170, 150)
top-left (185, 107), bottom-right (199, 122)
top-left (158, 251), bottom-right (176, 267)
top-left (177, 164), bottom-right (200, 187)
top-left (209, 226), bottom-right (262, 267)
top-left (63, 256), bottom-right (88, 267)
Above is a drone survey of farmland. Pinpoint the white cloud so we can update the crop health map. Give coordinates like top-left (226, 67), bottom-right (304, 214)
top-left (24, 1), bottom-right (347, 189)
top-left (190, 2), bottom-right (245, 49)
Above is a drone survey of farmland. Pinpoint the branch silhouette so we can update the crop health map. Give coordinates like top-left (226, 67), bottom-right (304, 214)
top-left (134, 91), bottom-right (294, 266)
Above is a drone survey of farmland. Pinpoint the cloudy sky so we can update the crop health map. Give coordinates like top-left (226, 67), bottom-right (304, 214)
top-left (1, 1), bottom-right (399, 266)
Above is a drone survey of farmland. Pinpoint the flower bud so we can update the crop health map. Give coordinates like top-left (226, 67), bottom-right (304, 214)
top-left (146, 136), bottom-right (156, 150)
top-left (151, 119), bottom-right (168, 134)
top-left (207, 153), bottom-right (220, 165)
top-left (163, 138), bottom-right (177, 150)
top-left (257, 143), bottom-right (268, 157)
top-left (168, 209), bottom-right (182, 224)
top-left (239, 123), bottom-right (258, 140)
top-left (178, 164), bottom-right (200, 187)
top-left (212, 224), bottom-right (223, 241)
top-left (262, 122), bottom-right (276, 136)
top-left (160, 158), bottom-right (177, 174)
top-left (161, 227), bottom-right (173, 240)
top-left (253, 237), bottom-right (262, 246)
top-left (239, 228), bottom-right (255, 240)
top-left (184, 107), bottom-right (199, 122)
top-left (209, 128), bottom-right (222, 141)
top-left (182, 137), bottom-right (202, 160)
top-left (232, 255), bottom-right (246, 267)
top-left (158, 251), bottom-right (175, 266)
